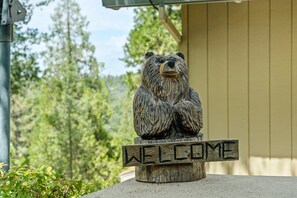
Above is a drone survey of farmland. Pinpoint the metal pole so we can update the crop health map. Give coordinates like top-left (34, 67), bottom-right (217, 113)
top-left (0, 24), bottom-right (11, 171)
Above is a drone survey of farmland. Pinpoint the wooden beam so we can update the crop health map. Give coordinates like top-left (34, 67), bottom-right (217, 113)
top-left (159, 6), bottom-right (182, 43)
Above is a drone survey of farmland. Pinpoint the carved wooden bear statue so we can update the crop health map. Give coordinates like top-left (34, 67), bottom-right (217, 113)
top-left (133, 52), bottom-right (203, 140)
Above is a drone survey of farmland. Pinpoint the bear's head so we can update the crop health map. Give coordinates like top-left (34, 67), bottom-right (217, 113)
top-left (141, 52), bottom-right (189, 102)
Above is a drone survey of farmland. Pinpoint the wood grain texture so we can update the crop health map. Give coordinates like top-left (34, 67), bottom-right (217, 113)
top-left (123, 139), bottom-right (239, 167)
top-left (135, 162), bottom-right (206, 183)
top-left (133, 53), bottom-right (203, 139)
top-left (133, 137), bottom-right (207, 183)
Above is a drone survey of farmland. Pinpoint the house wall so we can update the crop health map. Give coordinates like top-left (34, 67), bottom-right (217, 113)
top-left (181, 0), bottom-right (297, 176)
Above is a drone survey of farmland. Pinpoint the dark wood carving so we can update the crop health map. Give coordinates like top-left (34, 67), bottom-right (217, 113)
top-left (129, 52), bottom-right (238, 183)
top-left (123, 139), bottom-right (239, 167)
top-left (133, 52), bottom-right (203, 139)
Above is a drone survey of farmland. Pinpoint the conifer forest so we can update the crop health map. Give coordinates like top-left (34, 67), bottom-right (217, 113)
top-left (0, 0), bottom-right (180, 196)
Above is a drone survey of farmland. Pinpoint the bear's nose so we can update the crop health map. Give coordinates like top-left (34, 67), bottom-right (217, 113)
top-left (167, 61), bottom-right (175, 68)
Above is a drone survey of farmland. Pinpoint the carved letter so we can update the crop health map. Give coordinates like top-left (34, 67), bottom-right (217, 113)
top-left (206, 142), bottom-right (222, 160)
top-left (124, 147), bottom-right (142, 166)
top-left (174, 144), bottom-right (188, 160)
top-left (223, 141), bottom-right (237, 160)
top-left (190, 143), bottom-right (204, 160)
top-left (159, 146), bottom-right (171, 163)
top-left (142, 145), bottom-right (156, 164)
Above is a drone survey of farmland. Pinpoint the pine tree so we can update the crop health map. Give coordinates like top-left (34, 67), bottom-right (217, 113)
top-left (11, 0), bottom-right (41, 94)
top-left (10, 0), bottom-right (40, 165)
top-left (28, 0), bottom-right (118, 182)
top-left (10, 90), bottom-right (35, 165)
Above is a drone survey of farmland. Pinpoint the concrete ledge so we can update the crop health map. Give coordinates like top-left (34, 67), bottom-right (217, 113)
top-left (83, 174), bottom-right (297, 198)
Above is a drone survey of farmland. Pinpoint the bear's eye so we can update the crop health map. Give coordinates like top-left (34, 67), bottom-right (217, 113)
top-left (169, 57), bottom-right (176, 62)
top-left (157, 57), bottom-right (165, 64)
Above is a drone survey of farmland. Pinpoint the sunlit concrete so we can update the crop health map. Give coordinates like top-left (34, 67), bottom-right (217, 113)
top-left (84, 174), bottom-right (297, 198)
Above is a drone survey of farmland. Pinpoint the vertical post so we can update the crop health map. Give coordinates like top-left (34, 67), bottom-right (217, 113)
top-left (0, 24), bottom-right (12, 171)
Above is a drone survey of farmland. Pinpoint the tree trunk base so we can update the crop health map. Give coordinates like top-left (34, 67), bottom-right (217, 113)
top-left (135, 162), bottom-right (206, 183)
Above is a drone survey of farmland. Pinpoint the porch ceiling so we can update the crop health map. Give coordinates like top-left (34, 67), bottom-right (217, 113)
top-left (102, 0), bottom-right (243, 9)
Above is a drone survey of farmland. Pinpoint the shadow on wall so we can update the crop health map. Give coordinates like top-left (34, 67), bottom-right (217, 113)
top-left (208, 156), bottom-right (297, 177)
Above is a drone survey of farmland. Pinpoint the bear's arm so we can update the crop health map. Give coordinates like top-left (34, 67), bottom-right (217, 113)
top-left (133, 85), bottom-right (174, 138)
top-left (174, 87), bottom-right (203, 135)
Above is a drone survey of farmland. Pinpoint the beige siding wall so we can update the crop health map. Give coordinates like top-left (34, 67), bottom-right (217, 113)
top-left (182, 0), bottom-right (297, 176)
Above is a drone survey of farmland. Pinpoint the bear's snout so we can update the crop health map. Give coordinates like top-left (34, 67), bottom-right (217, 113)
top-left (160, 61), bottom-right (178, 78)
top-left (167, 61), bottom-right (175, 68)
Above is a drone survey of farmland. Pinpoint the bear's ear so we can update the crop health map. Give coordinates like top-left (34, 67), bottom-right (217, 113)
top-left (145, 52), bottom-right (154, 60)
top-left (176, 52), bottom-right (185, 60)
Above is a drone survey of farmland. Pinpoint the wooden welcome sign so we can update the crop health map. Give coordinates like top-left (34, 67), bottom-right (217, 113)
top-left (127, 52), bottom-right (239, 183)
top-left (123, 140), bottom-right (238, 167)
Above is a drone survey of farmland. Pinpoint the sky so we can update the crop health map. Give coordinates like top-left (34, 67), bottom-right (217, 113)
top-left (28, 0), bottom-right (137, 76)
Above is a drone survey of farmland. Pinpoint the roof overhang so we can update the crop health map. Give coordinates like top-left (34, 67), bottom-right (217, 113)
top-left (102, 0), bottom-right (243, 9)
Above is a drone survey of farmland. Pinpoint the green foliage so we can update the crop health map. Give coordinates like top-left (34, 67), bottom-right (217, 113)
top-left (0, 163), bottom-right (108, 197)
top-left (26, 0), bottom-right (119, 183)
top-left (122, 6), bottom-right (181, 68)
top-left (8, 0), bottom-right (143, 194)
top-left (11, 0), bottom-right (41, 95)
top-left (10, 89), bottom-right (35, 165)
top-left (124, 72), bottom-right (141, 93)
top-left (10, 0), bottom-right (41, 166)
top-left (104, 75), bottom-right (136, 146)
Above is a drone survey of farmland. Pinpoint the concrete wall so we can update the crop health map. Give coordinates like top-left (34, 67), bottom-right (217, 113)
top-left (181, 0), bottom-right (297, 176)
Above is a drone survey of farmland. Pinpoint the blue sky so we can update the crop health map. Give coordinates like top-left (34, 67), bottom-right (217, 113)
top-left (28, 0), bottom-right (137, 76)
